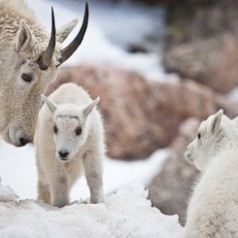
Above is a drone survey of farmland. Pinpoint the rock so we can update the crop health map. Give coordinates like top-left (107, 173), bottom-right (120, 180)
top-left (163, 0), bottom-right (238, 94)
top-left (46, 65), bottom-right (238, 160)
top-left (148, 118), bottom-right (201, 225)
top-left (163, 35), bottom-right (238, 94)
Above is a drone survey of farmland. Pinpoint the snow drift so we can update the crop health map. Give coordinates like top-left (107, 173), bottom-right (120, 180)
top-left (0, 180), bottom-right (183, 238)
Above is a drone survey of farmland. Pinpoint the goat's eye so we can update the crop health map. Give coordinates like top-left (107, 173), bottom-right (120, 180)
top-left (197, 133), bottom-right (201, 140)
top-left (75, 127), bottom-right (82, 136)
top-left (53, 125), bottom-right (58, 134)
top-left (21, 73), bottom-right (33, 83)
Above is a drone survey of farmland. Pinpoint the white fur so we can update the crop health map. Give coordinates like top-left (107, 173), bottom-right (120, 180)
top-left (184, 110), bottom-right (238, 237)
top-left (34, 83), bottom-right (105, 207)
top-left (0, 0), bottom-right (79, 146)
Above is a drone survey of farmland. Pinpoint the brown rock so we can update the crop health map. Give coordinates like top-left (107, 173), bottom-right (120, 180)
top-left (148, 118), bottom-right (201, 225)
top-left (46, 65), bottom-right (238, 160)
top-left (163, 0), bottom-right (238, 94)
top-left (163, 35), bottom-right (238, 94)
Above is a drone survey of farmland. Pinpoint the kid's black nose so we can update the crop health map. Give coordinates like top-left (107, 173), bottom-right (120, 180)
top-left (58, 150), bottom-right (69, 159)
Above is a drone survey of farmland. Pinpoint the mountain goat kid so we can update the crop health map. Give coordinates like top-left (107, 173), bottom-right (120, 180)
top-left (184, 110), bottom-right (238, 238)
top-left (34, 83), bottom-right (105, 207)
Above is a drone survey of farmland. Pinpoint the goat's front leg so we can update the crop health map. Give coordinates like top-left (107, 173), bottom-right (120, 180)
top-left (37, 164), bottom-right (51, 204)
top-left (38, 179), bottom-right (51, 204)
top-left (83, 151), bottom-right (104, 203)
top-left (50, 175), bottom-right (69, 208)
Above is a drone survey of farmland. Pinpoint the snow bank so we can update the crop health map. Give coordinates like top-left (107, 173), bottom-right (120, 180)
top-left (0, 181), bottom-right (183, 238)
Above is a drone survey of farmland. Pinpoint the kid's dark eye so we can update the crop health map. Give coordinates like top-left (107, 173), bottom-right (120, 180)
top-left (75, 127), bottom-right (82, 136)
top-left (197, 133), bottom-right (201, 140)
top-left (53, 125), bottom-right (58, 134)
top-left (22, 73), bottom-right (33, 83)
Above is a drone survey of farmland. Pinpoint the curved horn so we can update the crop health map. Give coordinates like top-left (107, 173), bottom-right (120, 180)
top-left (37, 7), bottom-right (56, 70)
top-left (58, 2), bottom-right (89, 66)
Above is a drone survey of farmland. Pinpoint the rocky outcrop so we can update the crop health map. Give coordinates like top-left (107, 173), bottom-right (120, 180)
top-left (46, 65), bottom-right (238, 160)
top-left (148, 118), bottom-right (201, 225)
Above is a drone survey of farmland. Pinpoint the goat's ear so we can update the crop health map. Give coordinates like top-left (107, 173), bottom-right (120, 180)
top-left (15, 20), bottom-right (32, 52)
top-left (83, 97), bottom-right (100, 117)
top-left (41, 95), bottom-right (57, 113)
top-left (211, 109), bottom-right (223, 134)
top-left (56, 19), bottom-right (78, 43)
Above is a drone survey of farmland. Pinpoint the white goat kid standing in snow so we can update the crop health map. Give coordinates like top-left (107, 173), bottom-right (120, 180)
top-left (0, 0), bottom-right (88, 146)
top-left (34, 83), bottom-right (105, 207)
top-left (184, 109), bottom-right (238, 238)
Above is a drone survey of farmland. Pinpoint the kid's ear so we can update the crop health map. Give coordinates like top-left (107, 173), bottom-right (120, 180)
top-left (211, 109), bottom-right (223, 134)
top-left (41, 95), bottom-right (57, 113)
top-left (83, 97), bottom-right (100, 117)
top-left (15, 20), bottom-right (32, 52)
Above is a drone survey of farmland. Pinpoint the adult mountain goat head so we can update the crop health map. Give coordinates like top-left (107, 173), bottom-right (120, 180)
top-left (0, 0), bottom-right (88, 147)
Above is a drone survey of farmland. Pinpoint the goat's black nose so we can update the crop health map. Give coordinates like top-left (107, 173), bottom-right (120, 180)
top-left (58, 150), bottom-right (69, 159)
top-left (19, 137), bottom-right (31, 146)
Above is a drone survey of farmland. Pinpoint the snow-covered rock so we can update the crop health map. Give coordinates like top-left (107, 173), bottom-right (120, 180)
top-left (0, 181), bottom-right (183, 238)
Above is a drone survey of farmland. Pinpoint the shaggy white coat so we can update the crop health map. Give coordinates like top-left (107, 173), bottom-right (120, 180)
top-left (34, 83), bottom-right (105, 207)
top-left (185, 110), bottom-right (238, 238)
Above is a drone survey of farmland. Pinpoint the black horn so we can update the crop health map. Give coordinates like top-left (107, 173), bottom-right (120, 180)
top-left (58, 3), bottom-right (89, 66)
top-left (37, 7), bottom-right (56, 70)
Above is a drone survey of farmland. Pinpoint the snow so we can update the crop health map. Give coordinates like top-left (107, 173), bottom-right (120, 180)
top-left (0, 0), bottom-right (184, 236)
top-left (0, 181), bottom-right (183, 238)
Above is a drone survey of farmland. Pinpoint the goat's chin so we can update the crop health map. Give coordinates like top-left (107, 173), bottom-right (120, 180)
top-left (58, 158), bottom-right (73, 163)
top-left (186, 157), bottom-right (194, 165)
top-left (1, 130), bottom-right (11, 145)
top-left (2, 129), bottom-right (13, 145)
top-left (193, 161), bottom-right (205, 172)
top-left (2, 132), bottom-right (19, 147)
top-left (56, 155), bottom-right (74, 163)
top-left (3, 125), bottom-right (32, 147)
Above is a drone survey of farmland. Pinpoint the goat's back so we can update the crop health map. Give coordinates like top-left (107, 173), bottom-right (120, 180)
top-left (185, 149), bottom-right (238, 237)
